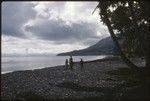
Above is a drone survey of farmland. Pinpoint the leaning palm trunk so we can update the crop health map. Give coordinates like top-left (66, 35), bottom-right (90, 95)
top-left (97, 1), bottom-right (139, 70)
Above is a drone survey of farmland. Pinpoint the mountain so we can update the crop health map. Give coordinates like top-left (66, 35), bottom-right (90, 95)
top-left (57, 36), bottom-right (115, 56)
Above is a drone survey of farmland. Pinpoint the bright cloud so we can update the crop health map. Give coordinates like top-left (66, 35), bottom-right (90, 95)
top-left (2, 1), bottom-right (109, 55)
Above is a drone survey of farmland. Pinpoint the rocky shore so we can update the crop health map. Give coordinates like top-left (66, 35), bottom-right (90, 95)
top-left (1, 57), bottom-right (146, 100)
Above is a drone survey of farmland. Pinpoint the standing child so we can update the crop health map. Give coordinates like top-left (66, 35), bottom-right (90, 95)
top-left (80, 58), bottom-right (84, 70)
top-left (65, 59), bottom-right (69, 70)
top-left (69, 56), bottom-right (73, 70)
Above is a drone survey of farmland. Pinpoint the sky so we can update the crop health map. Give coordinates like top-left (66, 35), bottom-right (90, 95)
top-left (2, 1), bottom-right (110, 55)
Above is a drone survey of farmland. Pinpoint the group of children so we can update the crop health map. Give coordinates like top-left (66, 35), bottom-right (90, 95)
top-left (65, 56), bottom-right (84, 70)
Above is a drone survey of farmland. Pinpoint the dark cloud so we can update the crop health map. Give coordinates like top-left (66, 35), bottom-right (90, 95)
top-left (25, 18), bottom-right (99, 45)
top-left (2, 2), bottom-right (36, 38)
top-left (2, 2), bottom-right (103, 46)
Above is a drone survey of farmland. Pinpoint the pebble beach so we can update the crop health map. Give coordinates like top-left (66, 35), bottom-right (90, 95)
top-left (1, 57), bottom-right (145, 100)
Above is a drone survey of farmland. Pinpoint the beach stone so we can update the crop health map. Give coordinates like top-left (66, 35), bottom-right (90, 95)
top-left (1, 58), bottom-right (145, 100)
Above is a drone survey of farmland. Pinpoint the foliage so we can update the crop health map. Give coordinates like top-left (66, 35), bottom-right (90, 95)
top-left (97, 1), bottom-right (149, 57)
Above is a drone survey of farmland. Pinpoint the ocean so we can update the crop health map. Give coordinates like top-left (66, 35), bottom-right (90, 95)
top-left (1, 55), bottom-right (106, 74)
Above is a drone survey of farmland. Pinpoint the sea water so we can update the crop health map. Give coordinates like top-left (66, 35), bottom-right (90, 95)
top-left (1, 55), bottom-right (106, 74)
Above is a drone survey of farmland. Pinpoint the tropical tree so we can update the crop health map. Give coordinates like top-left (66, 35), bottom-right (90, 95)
top-left (93, 1), bottom-right (150, 99)
top-left (93, 1), bottom-right (150, 71)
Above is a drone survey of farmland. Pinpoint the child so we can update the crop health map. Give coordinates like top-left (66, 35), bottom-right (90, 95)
top-left (65, 59), bottom-right (69, 70)
top-left (69, 56), bottom-right (73, 70)
top-left (80, 58), bottom-right (84, 70)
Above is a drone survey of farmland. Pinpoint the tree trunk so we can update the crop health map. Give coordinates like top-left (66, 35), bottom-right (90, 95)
top-left (128, 1), bottom-right (146, 57)
top-left (98, 1), bottom-right (139, 70)
top-left (142, 1), bottom-right (150, 69)
top-left (128, 1), bottom-right (150, 69)
top-left (143, 1), bottom-right (150, 99)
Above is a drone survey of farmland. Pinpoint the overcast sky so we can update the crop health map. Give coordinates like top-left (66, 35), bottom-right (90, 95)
top-left (2, 1), bottom-right (109, 55)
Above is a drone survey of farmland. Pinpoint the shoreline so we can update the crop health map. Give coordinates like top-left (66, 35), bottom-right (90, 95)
top-left (2, 56), bottom-right (119, 75)
top-left (1, 57), bottom-right (145, 100)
